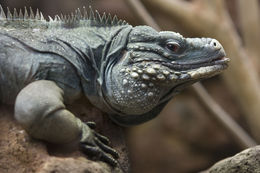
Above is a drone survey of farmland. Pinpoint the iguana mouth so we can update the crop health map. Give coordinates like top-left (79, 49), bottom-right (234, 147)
top-left (159, 57), bottom-right (228, 101)
top-left (133, 56), bottom-right (229, 72)
top-left (162, 56), bottom-right (229, 71)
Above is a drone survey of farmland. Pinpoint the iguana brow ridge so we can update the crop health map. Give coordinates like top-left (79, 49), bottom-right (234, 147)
top-left (0, 4), bottom-right (128, 28)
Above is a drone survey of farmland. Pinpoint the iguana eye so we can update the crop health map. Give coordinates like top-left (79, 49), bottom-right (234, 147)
top-left (166, 42), bottom-right (180, 53)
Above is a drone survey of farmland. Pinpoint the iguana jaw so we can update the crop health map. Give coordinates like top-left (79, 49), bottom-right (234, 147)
top-left (162, 56), bottom-right (229, 71)
top-left (159, 56), bottom-right (229, 100)
top-left (120, 50), bottom-right (229, 85)
top-left (151, 55), bottom-right (229, 81)
top-left (184, 57), bottom-right (229, 80)
top-left (105, 52), bottom-right (228, 116)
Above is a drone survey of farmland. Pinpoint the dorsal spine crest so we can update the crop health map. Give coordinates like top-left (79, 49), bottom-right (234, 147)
top-left (18, 9), bottom-right (23, 19)
top-left (6, 7), bottom-right (12, 20)
top-left (88, 6), bottom-right (95, 21)
top-left (35, 9), bottom-right (40, 20)
top-left (24, 7), bottom-right (29, 20)
top-left (0, 4), bottom-right (129, 28)
top-left (0, 5), bottom-right (6, 19)
top-left (29, 7), bottom-right (34, 19)
top-left (13, 8), bottom-right (18, 19)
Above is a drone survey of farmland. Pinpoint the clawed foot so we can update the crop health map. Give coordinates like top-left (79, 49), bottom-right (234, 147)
top-left (79, 121), bottom-right (119, 167)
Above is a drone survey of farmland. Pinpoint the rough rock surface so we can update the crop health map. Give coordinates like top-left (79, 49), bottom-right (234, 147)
top-left (203, 145), bottom-right (260, 173)
top-left (0, 99), bottom-right (130, 173)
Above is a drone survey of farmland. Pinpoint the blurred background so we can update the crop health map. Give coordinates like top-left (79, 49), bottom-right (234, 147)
top-left (1, 0), bottom-right (260, 172)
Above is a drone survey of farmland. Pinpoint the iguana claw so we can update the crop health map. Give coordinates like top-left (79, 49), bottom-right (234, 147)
top-left (80, 144), bottom-right (118, 166)
top-left (80, 122), bottom-right (119, 167)
top-left (85, 121), bottom-right (111, 144)
top-left (94, 137), bottom-right (119, 158)
top-left (86, 121), bottom-right (97, 129)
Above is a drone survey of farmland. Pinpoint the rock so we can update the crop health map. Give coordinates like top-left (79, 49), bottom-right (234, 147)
top-left (0, 105), bottom-right (48, 173)
top-left (203, 145), bottom-right (260, 173)
top-left (39, 157), bottom-right (116, 173)
top-left (0, 101), bottom-right (130, 173)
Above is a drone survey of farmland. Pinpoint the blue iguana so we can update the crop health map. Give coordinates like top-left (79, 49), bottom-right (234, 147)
top-left (0, 6), bottom-right (229, 166)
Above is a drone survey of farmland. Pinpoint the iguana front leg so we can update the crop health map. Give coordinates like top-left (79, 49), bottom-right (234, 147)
top-left (14, 80), bottom-right (118, 166)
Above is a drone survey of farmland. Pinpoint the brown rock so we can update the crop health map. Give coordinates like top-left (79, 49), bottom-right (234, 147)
top-left (39, 157), bottom-right (119, 173)
top-left (203, 145), bottom-right (260, 173)
top-left (0, 103), bottom-right (130, 173)
top-left (0, 105), bottom-right (48, 173)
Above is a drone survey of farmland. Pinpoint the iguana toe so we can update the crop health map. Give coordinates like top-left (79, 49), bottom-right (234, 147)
top-left (85, 121), bottom-right (97, 129)
top-left (80, 123), bottom-right (118, 166)
top-left (94, 137), bottom-right (119, 158)
top-left (94, 131), bottom-right (110, 145)
top-left (80, 142), bottom-right (118, 167)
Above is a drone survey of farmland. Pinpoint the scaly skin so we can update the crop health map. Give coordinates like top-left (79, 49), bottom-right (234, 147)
top-left (0, 6), bottom-right (229, 166)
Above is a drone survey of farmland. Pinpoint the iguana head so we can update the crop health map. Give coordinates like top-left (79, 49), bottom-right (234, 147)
top-left (106, 26), bottom-right (229, 122)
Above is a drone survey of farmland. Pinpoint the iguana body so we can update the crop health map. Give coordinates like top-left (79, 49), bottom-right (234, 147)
top-left (0, 6), bottom-right (229, 166)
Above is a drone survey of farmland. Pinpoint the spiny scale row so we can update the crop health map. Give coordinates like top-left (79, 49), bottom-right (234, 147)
top-left (59, 7), bottom-right (128, 26)
top-left (0, 4), bottom-right (128, 26)
top-left (0, 5), bottom-right (44, 21)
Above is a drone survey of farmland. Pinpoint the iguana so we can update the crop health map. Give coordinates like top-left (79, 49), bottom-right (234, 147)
top-left (0, 5), bottom-right (229, 166)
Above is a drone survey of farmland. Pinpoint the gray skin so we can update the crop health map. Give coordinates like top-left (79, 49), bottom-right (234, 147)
top-left (0, 6), bottom-right (229, 166)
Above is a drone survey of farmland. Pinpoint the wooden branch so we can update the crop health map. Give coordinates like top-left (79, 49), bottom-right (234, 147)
top-left (195, 0), bottom-right (226, 15)
top-left (237, 0), bottom-right (260, 69)
top-left (140, 0), bottom-right (260, 143)
top-left (193, 83), bottom-right (257, 148)
top-left (125, 0), bottom-right (160, 31)
top-left (125, 0), bottom-right (257, 148)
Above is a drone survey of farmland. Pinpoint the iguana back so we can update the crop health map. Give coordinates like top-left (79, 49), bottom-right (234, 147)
top-left (0, 6), bottom-right (131, 107)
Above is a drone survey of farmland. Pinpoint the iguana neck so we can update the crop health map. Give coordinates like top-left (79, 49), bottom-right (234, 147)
top-left (77, 25), bottom-right (133, 111)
